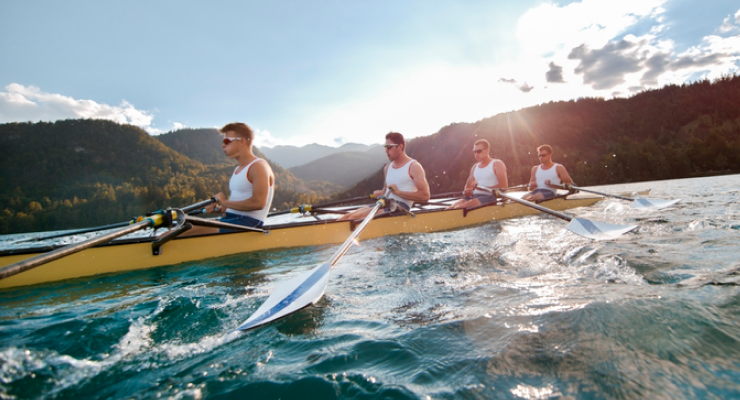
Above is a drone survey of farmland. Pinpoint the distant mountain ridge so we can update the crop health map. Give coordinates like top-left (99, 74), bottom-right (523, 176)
top-left (288, 147), bottom-right (387, 189)
top-left (260, 143), bottom-right (379, 168)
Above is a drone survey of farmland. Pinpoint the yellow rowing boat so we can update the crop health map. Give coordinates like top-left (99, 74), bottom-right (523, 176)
top-left (0, 191), bottom-right (614, 289)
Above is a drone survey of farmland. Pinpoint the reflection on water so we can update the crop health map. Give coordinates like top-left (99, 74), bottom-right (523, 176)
top-left (2, 175), bottom-right (740, 399)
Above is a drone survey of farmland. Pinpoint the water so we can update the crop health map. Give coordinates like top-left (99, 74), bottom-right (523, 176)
top-left (2, 175), bottom-right (740, 399)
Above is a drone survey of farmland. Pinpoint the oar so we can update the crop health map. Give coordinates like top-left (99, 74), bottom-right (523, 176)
top-left (233, 197), bottom-right (388, 332)
top-left (557, 184), bottom-right (680, 210)
top-left (12, 221), bottom-right (133, 244)
top-left (268, 195), bottom-right (378, 217)
top-left (0, 198), bottom-right (216, 281)
top-left (476, 187), bottom-right (637, 240)
top-left (12, 199), bottom-right (216, 244)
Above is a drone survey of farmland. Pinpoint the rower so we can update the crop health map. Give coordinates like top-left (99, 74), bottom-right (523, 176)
top-left (447, 139), bottom-right (508, 209)
top-left (339, 132), bottom-right (430, 221)
top-left (182, 122), bottom-right (275, 235)
top-left (522, 144), bottom-right (575, 201)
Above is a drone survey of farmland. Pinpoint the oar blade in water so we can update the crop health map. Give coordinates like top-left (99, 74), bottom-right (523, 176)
top-left (630, 198), bottom-right (681, 210)
top-left (234, 262), bottom-right (332, 331)
top-left (565, 217), bottom-right (638, 240)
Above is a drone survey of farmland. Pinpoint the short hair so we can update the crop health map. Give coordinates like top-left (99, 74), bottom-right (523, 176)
top-left (474, 139), bottom-right (490, 150)
top-left (385, 132), bottom-right (405, 146)
top-left (220, 122), bottom-right (253, 142)
top-left (537, 144), bottom-right (552, 154)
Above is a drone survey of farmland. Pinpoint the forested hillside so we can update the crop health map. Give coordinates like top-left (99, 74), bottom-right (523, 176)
top-left (337, 75), bottom-right (740, 198)
top-left (0, 121), bottom-right (331, 233)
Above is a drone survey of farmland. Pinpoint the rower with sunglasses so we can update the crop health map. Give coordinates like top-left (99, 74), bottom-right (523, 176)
top-left (183, 122), bottom-right (275, 235)
top-left (447, 139), bottom-right (508, 210)
top-left (339, 132), bottom-right (430, 221)
top-left (522, 144), bottom-right (575, 201)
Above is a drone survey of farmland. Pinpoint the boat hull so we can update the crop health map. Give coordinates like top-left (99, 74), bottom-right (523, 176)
top-left (0, 194), bottom-right (602, 289)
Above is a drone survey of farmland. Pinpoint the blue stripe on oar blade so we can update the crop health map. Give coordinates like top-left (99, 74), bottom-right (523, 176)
top-left (566, 218), bottom-right (638, 240)
top-left (235, 262), bottom-right (332, 331)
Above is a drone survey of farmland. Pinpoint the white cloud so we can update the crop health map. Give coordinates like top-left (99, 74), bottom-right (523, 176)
top-left (719, 9), bottom-right (740, 33)
top-left (0, 83), bottom-right (171, 134)
top-left (516, 0), bottom-right (667, 58)
top-left (252, 128), bottom-right (289, 149)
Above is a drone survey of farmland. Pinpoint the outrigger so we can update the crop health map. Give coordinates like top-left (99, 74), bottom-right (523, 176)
top-left (0, 187), bottom-right (658, 290)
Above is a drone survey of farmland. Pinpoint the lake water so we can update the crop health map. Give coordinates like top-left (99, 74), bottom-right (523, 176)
top-left (1, 175), bottom-right (739, 399)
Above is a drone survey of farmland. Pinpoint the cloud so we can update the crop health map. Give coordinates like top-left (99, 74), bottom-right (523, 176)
top-left (568, 40), bottom-right (644, 90)
top-left (518, 83), bottom-right (534, 93)
top-left (567, 31), bottom-right (738, 91)
top-left (251, 128), bottom-right (287, 149)
top-left (0, 83), bottom-right (167, 133)
top-left (546, 62), bottom-right (565, 83)
top-left (719, 10), bottom-right (740, 33)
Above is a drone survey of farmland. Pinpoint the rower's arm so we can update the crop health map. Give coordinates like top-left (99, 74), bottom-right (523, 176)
top-left (494, 160), bottom-right (508, 189)
top-left (556, 164), bottom-right (575, 185)
top-left (527, 166), bottom-right (538, 190)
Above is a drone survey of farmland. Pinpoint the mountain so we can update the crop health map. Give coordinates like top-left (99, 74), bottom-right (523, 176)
top-left (288, 148), bottom-right (387, 189)
top-left (260, 143), bottom-right (377, 168)
top-left (153, 128), bottom-right (341, 203)
top-left (336, 75), bottom-right (740, 199)
top-left (157, 128), bottom-right (231, 166)
top-left (0, 121), bottom-right (334, 233)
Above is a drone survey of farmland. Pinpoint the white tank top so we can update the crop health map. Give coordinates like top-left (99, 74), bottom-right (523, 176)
top-left (473, 159), bottom-right (500, 195)
top-left (385, 159), bottom-right (418, 208)
top-left (227, 158), bottom-right (274, 221)
top-left (535, 163), bottom-right (561, 194)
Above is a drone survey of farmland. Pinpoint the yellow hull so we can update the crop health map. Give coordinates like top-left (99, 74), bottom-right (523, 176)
top-left (0, 194), bottom-right (603, 289)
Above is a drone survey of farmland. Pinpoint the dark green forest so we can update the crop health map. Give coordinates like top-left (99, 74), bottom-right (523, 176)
top-left (1, 75), bottom-right (739, 234)
top-left (0, 122), bottom-right (331, 234)
top-left (337, 75), bottom-right (740, 198)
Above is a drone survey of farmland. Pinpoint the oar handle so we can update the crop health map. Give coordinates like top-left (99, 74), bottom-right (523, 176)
top-left (180, 197), bottom-right (217, 214)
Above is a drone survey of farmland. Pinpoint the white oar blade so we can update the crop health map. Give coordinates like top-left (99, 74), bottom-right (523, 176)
top-left (630, 198), bottom-right (681, 210)
top-left (234, 262), bottom-right (332, 331)
top-left (566, 217), bottom-right (638, 240)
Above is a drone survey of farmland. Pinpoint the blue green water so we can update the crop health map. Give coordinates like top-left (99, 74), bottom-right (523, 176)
top-left (2, 175), bottom-right (740, 399)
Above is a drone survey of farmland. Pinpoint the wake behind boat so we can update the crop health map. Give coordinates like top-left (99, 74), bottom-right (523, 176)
top-left (0, 188), bottom-right (648, 289)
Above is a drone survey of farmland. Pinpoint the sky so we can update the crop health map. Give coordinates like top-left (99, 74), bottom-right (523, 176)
top-left (1, 0), bottom-right (738, 148)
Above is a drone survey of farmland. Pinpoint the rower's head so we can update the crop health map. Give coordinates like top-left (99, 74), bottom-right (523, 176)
top-left (473, 139), bottom-right (490, 161)
top-left (537, 144), bottom-right (553, 164)
top-left (384, 131), bottom-right (405, 160)
top-left (220, 122), bottom-right (254, 149)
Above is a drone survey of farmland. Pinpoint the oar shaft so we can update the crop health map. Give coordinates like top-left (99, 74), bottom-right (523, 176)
top-left (497, 190), bottom-right (573, 222)
top-left (0, 219), bottom-right (152, 281)
top-left (13, 221), bottom-right (132, 244)
top-left (570, 186), bottom-right (633, 201)
top-left (473, 186), bottom-right (574, 222)
top-left (329, 200), bottom-right (385, 266)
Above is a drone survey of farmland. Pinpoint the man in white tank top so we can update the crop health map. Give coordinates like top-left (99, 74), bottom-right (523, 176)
top-left (339, 132), bottom-right (430, 221)
top-left (182, 122), bottom-right (275, 235)
top-left (522, 144), bottom-right (574, 201)
top-left (447, 139), bottom-right (508, 209)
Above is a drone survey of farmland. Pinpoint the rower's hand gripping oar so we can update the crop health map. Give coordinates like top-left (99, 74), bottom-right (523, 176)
top-left (0, 198), bottom-right (217, 281)
top-left (557, 184), bottom-right (680, 210)
top-left (478, 186), bottom-right (638, 240)
top-left (233, 196), bottom-right (389, 332)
